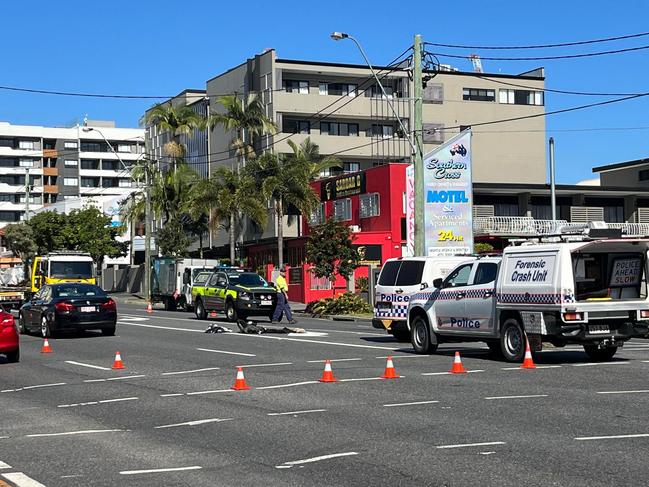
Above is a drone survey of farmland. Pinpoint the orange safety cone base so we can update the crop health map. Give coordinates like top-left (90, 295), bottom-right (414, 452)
top-left (112, 352), bottom-right (125, 370)
top-left (319, 360), bottom-right (338, 383)
top-left (146, 303), bottom-right (153, 313)
top-left (380, 357), bottom-right (401, 379)
top-left (232, 367), bottom-right (251, 390)
top-left (449, 352), bottom-right (467, 374)
top-left (41, 339), bottom-right (53, 353)
top-left (520, 342), bottom-right (537, 369)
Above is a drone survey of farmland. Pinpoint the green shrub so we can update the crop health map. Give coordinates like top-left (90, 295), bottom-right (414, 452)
top-left (355, 276), bottom-right (369, 293)
top-left (474, 242), bottom-right (494, 254)
top-left (307, 292), bottom-right (372, 317)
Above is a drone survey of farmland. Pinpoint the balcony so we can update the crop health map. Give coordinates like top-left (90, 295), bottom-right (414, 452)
top-left (271, 132), bottom-right (411, 159)
top-left (43, 149), bottom-right (58, 158)
top-left (473, 216), bottom-right (649, 238)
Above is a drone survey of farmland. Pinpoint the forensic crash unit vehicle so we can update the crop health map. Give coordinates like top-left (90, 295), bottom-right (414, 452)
top-left (407, 230), bottom-right (649, 362)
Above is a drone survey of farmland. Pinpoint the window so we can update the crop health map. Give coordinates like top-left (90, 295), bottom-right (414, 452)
top-left (283, 120), bottom-right (310, 134)
top-left (499, 89), bottom-right (544, 106)
top-left (343, 162), bottom-right (360, 173)
top-left (359, 193), bottom-right (380, 218)
top-left (443, 264), bottom-right (472, 288)
top-left (321, 122), bottom-right (359, 137)
top-left (378, 261), bottom-right (402, 286)
top-left (64, 141), bottom-right (78, 149)
top-left (0, 195), bottom-right (13, 202)
top-left (63, 177), bottom-right (78, 186)
top-left (81, 178), bottom-right (99, 188)
top-left (283, 80), bottom-right (309, 94)
top-left (333, 198), bottom-right (352, 221)
top-left (365, 85), bottom-right (394, 99)
top-left (64, 159), bottom-right (78, 167)
top-left (102, 160), bottom-right (120, 170)
top-left (80, 141), bottom-right (101, 152)
top-left (639, 169), bottom-right (649, 181)
top-left (309, 203), bottom-right (326, 226)
top-left (319, 83), bottom-right (356, 97)
top-left (118, 179), bottom-right (131, 188)
top-left (81, 159), bottom-right (99, 170)
top-left (0, 138), bottom-right (13, 148)
top-left (371, 125), bottom-right (394, 138)
top-left (102, 178), bottom-right (118, 188)
top-left (19, 159), bottom-right (34, 168)
top-left (463, 88), bottom-right (495, 102)
top-left (117, 144), bottom-right (132, 153)
top-left (395, 260), bottom-right (426, 286)
top-left (423, 123), bottom-right (444, 144)
top-left (473, 263), bottom-right (498, 285)
top-left (50, 262), bottom-right (93, 279)
top-left (18, 140), bottom-right (35, 150)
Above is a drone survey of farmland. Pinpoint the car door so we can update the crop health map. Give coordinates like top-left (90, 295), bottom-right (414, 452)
top-left (432, 263), bottom-right (474, 333)
top-left (24, 288), bottom-right (42, 328)
top-left (462, 261), bottom-right (499, 335)
top-left (29, 286), bottom-right (50, 328)
top-left (214, 273), bottom-right (229, 311)
top-left (203, 273), bottom-right (220, 309)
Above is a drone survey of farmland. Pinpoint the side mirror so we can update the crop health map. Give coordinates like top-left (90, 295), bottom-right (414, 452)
top-left (420, 282), bottom-right (428, 290)
top-left (433, 278), bottom-right (443, 289)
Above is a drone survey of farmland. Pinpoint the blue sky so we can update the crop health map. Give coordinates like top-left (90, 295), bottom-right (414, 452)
top-left (2, 0), bottom-right (649, 183)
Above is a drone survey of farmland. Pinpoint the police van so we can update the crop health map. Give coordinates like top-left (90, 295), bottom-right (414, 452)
top-left (373, 256), bottom-right (467, 341)
top-left (407, 226), bottom-right (649, 362)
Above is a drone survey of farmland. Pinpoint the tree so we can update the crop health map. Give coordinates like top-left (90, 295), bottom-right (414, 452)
top-left (26, 211), bottom-right (67, 253)
top-left (157, 219), bottom-right (191, 257)
top-left (4, 223), bottom-right (37, 263)
top-left (305, 218), bottom-right (360, 295)
top-left (285, 138), bottom-right (342, 180)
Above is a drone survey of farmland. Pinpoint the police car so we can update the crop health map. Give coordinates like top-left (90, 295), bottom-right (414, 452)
top-left (407, 225), bottom-right (649, 362)
top-left (372, 256), bottom-right (467, 341)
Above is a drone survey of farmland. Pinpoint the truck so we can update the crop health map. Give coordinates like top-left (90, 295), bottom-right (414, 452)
top-left (407, 227), bottom-right (649, 362)
top-left (151, 257), bottom-right (222, 311)
top-left (0, 252), bottom-right (96, 310)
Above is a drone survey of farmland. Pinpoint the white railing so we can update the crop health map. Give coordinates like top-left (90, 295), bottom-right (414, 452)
top-left (608, 223), bottom-right (649, 237)
top-left (473, 217), bottom-right (569, 236)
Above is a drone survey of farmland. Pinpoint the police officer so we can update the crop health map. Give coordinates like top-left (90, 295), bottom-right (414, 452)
top-left (272, 267), bottom-right (296, 324)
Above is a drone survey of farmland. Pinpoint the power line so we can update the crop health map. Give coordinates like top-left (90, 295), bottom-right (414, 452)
top-left (424, 31), bottom-right (649, 50)
top-left (427, 44), bottom-right (649, 61)
top-left (476, 75), bottom-right (644, 97)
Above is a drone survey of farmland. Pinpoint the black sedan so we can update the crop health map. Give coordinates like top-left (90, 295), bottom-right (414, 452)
top-left (19, 284), bottom-right (117, 337)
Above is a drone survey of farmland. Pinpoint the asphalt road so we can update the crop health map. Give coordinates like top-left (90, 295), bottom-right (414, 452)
top-left (2, 301), bottom-right (649, 486)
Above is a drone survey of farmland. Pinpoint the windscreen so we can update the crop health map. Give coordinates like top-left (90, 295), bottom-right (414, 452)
top-left (50, 261), bottom-right (93, 279)
top-left (193, 272), bottom-right (210, 285)
top-left (54, 284), bottom-right (105, 298)
top-left (378, 261), bottom-right (401, 286)
top-left (395, 260), bottom-right (426, 286)
top-left (228, 273), bottom-right (268, 287)
top-left (572, 252), bottom-right (646, 301)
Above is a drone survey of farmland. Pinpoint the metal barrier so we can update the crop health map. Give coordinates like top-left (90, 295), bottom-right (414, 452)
top-left (473, 217), bottom-right (569, 236)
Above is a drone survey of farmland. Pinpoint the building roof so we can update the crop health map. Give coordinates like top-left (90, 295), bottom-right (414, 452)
top-left (473, 182), bottom-right (649, 197)
top-left (592, 158), bottom-right (649, 173)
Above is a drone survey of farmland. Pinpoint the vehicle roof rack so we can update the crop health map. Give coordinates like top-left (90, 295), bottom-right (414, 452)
top-left (45, 251), bottom-right (92, 256)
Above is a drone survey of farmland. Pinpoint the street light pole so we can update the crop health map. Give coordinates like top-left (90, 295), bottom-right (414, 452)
top-left (24, 167), bottom-right (30, 221)
top-left (413, 34), bottom-right (425, 256)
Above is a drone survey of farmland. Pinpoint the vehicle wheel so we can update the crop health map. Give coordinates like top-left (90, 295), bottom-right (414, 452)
top-left (41, 316), bottom-right (51, 338)
top-left (225, 301), bottom-right (238, 322)
top-left (102, 326), bottom-right (116, 336)
top-left (5, 348), bottom-right (19, 363)
top-left (583, 344), bottom-right (618, 361)
top-left (164, 297), bottom-right (177, 312)
top-left (487, 341), bottom-right (503, 357)
top-left (390, 329), bottom-right (411, 343)
top-left (500, 318), bottom-right (525, 362)
top-left (195, 299), bottom-right (207, 320)
top-left (411, 315), bottom-right (438, 354)
top-left (18, 312), bottom-right (28, 335)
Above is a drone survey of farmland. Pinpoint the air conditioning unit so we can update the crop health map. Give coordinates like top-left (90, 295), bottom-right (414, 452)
top-left (349, 225), bottom-right (361, 233)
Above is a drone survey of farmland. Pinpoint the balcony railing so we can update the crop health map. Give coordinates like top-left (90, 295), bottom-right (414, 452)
top-left (473, 217), bottom-right (649, 237)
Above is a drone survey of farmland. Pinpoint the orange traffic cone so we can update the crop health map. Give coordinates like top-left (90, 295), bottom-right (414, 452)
top-left (520, 339), bottom-right (536, 369)
top-left (381, 356), bottom-right (400, 379)
top-left (210, 311), bottom-right (217, 318)
top-left (231, 366), bottom-right (251, 391)
top-left (41, 338), bottom-right (52, 354)
top-left (449, 351), bottom-right (467, 374)
top-left (319, 360), bottom-right (338, 383)
top-left (146, 302), bottom-right (153, 314)
top-left (112, 351), bottom-right (125, 370)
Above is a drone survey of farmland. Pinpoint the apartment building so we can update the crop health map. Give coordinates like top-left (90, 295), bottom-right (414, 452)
top-left (0, 120), bottom-right (143, 227)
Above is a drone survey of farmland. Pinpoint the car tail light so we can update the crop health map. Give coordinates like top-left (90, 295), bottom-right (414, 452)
top-left (55, 302), bottom-right (75, 313)
top-left (101, 299), bottom-right (117, 312)
top-left (641, 310), bottom-right (649, 319)
top-left (563, 312), bottom-right (583, 322)
top-left (0, 315), bottom-right (14, 327)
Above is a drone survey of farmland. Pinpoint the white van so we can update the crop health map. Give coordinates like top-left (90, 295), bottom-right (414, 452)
top-left (373, 256), bottom-right (468, 341)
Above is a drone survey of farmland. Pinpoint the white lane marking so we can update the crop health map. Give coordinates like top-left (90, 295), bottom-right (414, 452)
top-left (572, 362), bottom-right (629, 367)
top-left (0, 461), bottom-right (11, 469)
top-left (160, 393), bottom-right (184, 397)
top-left (383, 400), bottom-right (439, 408)
top-left (154, 418), bottom-right (233, 429)
top-left (83, 379), bottom-right (106, 383)
top-left (339, 377), bottom-right (385, 382)
top-left (311, 328), bottom-right (386, 336)
top-left (421, 369), bottom-right (485, 376)
top-left (642, 360), bottom-right (649, 363)
top-left (26, 429), bottom-right (124, 438)
top-left (186, 389), bottom-right (234, 396)
top-left (597, 390), bottom-right (649, 395)
top-left (485, 394), bottom-right (548, 400)
top-left (120, 466), bottom-right (202, 475)
top-left (288, 331), bottom-right (329, 337)
top-left (239, 362), bottom-right (292, 368)
top-left (575, 433), bottom-right (649, 441)
top-left (501, 365), bottom-right (562, 370)
top-left (256, 381), bottom-right (318, 390)
top-left (23, 382), bottom-right (67, 390)
top-left (117, 322), bottom-right (203, 333)
top-left (107, 375), bottom-right (146, 381)
top-left (58, 397), bottom-right (138, 408)
top-left (436, 441), bottom-right (506, 449)
top-left (196, 348), bottom-right (256, 357)
top-left (2, 472), bottom-right (47, 487)
top-left (276, 452), bottom-right (358, 469)
top-left (118, 316), bottom-right (149, 322)
top-left (64, 361), bottom-right (111, 371)
top-left (307, 358), bottom-right (362, 363)
top-left (268, 409), bottom-right (327, 416)
top-left (479, 451), bottom-right (497, 455)
top-left (161, 367), bottom-right (220, 376)
top-left (376, 355), bottom-right (430, 359)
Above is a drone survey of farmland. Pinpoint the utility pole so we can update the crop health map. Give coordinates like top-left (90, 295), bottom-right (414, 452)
top-left (413, 34), bottom-right (425, 256)
top-left (24, 168), bottom-right (30, 221)
top-left (549, 137), bottom-right (557, 221)
top-left (144, 164), bottom-right (152, 304)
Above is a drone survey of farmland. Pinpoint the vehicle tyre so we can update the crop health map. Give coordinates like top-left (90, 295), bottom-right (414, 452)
top-left (411, 315), bottom-right (438, 354)
top-left (41, 316), bottom-right (51, 338)
top-left (390, 329), bottom-right (411, 343)
top-left (18, 312), bottom-right (28, 335)
top-left (500, 318), bottom-right (525, 362)
top-left (5, 348), bottom-right (19, 363)
top-left (102, 325), bottom-right (116, 336)
top-left (164, 297), bottom-right (177, 312)
top-left (487, 341), bottom-right (503, 357)
top-left (225, 301), bottom-right (238, 322)
top-left (195, 299), bottom-right (207, 320)
top-left (583, 344), bottom-right (618, 361)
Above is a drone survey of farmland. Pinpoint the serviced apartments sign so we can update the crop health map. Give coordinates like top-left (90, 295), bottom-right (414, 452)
top-left (423, 129), bottom-right (473, 256)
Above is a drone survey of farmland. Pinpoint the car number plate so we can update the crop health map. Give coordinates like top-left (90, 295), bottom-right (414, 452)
top-left (376, 302), bottom-right (392, 310)
top-left (261, 300), bottom-right (272, 306)
top-left (589, 324), bottom-right (610, 334)
top-left (80, 306), bottom-right (96, 313)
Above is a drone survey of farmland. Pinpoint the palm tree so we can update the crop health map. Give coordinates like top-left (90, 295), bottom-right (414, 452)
top-left (191, 166), bottom-right (267, 264)
top-left (285, 138), bottom-right (342, 180)
top-left (207, 93), bottom-right (277, 164)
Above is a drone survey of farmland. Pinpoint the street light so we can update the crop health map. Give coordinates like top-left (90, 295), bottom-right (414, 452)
top-left (330, 31), bottom-right (417, 155)
top-left (82, 126), bottom-right (152, 305)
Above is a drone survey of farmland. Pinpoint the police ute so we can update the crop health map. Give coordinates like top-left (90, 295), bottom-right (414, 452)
top-left (407, 224), bottom-right (649, 362)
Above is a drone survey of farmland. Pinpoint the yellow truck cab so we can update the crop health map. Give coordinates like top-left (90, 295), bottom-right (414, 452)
top-left (31, 253), bottom-right (96, 293)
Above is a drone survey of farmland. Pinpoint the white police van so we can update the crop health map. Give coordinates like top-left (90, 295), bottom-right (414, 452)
top-left (373, 256), bottom-right (467, 341)
top-left (407, 227), bottom-right (649, 362)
